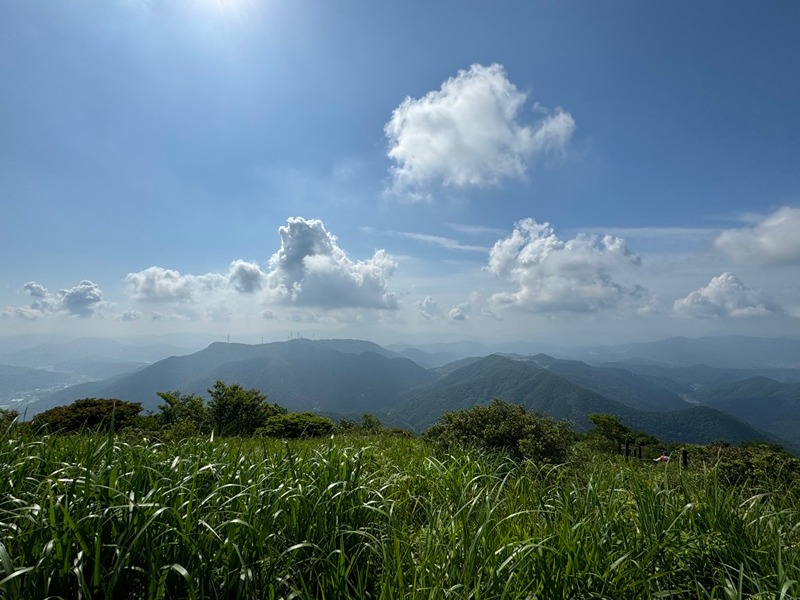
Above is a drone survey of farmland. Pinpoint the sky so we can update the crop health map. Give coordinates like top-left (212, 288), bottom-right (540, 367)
top-left (1, 0), bottom-right (800, 347)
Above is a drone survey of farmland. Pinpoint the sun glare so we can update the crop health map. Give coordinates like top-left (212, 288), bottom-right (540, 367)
top-left (197, 0), bottom-right (255, 21)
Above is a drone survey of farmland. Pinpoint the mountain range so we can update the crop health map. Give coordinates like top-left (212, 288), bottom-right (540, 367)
top-left (30, 339), bottom-right (435, 418)
top-left (3, 335), bottom-right (800, 453)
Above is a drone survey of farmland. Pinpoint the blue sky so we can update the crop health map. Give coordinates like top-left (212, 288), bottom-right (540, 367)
top-left (2, 0), bottom-right (799, 345)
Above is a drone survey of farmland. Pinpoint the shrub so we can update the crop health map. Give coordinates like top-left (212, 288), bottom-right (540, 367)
top-left (425, 398), bottom-right (573, 464)
top-left (258, 412), bottom-right (335, 439)
top-left (30, 398), bottom-right (142, 433)
top-left (691, 442), bottom-right (800, 490)
top-left (0, 408), bottom-right (19, 430)
top-left (361, 413), bottom-right (382, 430)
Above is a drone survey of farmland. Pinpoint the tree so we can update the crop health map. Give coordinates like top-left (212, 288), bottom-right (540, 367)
top-left (31, 398), bottom-right (142, 433)
top-left (588, 413), bottom-right (658, 454)
top-left (361, 413), bottom-right (382, 431)
top-left (425, 399), bottom-right (573, 464)
top-left (157, 391), bottom-right (210, 433)
top-left (207, 380), bottom-right (286, 436)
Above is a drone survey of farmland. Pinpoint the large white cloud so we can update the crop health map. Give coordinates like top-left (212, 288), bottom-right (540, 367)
top-left (714, 206), bottom-right (800, 266)
top-left (673, 272), bottom-right (780, 318)
top-left (2, 280), bottom-right (104, 319)
top-left (385, 63), bottom-right (575, 195)
top-left (228, 260), bottom-right (266, 293)
top-left (123, 218), bottom-right (399, 317)
top-left (487, 219), bottom-right (646, 313)
top-left (265, 217), bottom-right (399, 309)
top-left (126, 260), bottom-right (269, 304)
top-left (126, 267), bottom-right (228, 303)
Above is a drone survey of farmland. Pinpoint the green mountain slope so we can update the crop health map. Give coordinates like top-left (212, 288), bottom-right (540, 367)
top-left (392, 355), bottom-right (634, 429)
top-left (525, 354), bottom-right (689, 412)
top-left (392, 355), bottom-right (789, 449)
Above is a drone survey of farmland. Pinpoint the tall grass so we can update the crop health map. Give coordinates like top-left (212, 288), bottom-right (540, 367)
top-left (0, 430), bottom-right (797, 598)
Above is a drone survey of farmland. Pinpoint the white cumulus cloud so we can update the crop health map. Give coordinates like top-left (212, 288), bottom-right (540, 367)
top-left (487, 219), bottom-right (646, 313)
top-left (385, 63), bottom-right (575, 196)
top-left (116, 309), bottom-right (142, 322)
top-left (126, 267), bottom-right (228, 303)
top-left (265, 217), bottom-right (399, 309)
top-left (449, 303), bottom-right (470, 321)
top-left (714, 206), bottom-right (800, 266)
top-left (123, 218), bottom-right (398, 318)
top-left (2, 280), bottom-right (105, 319)
top-left (415, 295), bottom-right (443, 320)
top-left (673, 272), bottom-right (781, 318)
top-left (228, 260), bottom-right (266, 293)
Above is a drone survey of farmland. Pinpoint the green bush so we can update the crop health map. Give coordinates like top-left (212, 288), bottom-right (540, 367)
top-left (425, 398), bottom-right (573, 464)
top-left (258, 412), bottom-right (335, 439)
top-left (30, 398), bottom-right (142, 433)
top-left (690, 442), bottom-right (800, 490)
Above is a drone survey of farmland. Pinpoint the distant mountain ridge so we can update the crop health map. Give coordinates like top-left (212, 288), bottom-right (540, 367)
top-left (32, 339), bottom-right (435, 418)
top-left (0, 337), bottom-right (193, 369)
top-left (688, 376), bottom-right (800, 447)
top-left (569, 336), bottom-right (800, 369)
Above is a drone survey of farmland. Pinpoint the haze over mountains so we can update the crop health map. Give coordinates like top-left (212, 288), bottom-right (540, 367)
top-left (2, 334), bottom-right (800, 453)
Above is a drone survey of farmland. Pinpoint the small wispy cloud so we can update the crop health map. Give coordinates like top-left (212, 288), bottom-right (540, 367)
top-left (394, 232), bottom-right (489, 253)
top-left (581, 227), bottom-right (719, 242)
top-left (447, 223), bottom-right (506, 236)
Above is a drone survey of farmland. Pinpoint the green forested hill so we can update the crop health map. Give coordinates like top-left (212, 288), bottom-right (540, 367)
top-left (526, 354), bottom-right (689, 411)
top-left (392, 355), bottom-right (789, 449)
top-left (31, 339), bottom-right (436, 417)
top-left (393, 354), bottom-right (614, 430)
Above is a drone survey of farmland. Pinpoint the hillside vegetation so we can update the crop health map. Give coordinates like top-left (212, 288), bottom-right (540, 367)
top-left (0, 425), bottom-right (798, 599)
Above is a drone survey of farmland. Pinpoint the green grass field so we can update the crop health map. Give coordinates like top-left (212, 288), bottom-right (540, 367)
top-left (0, 431), bottom-right (798, 599)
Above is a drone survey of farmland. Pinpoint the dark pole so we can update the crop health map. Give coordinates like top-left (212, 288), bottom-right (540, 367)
top-left (625, 441), bottom-right (631, 461)
top-left (681, 449), bottom-right (688, 470)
